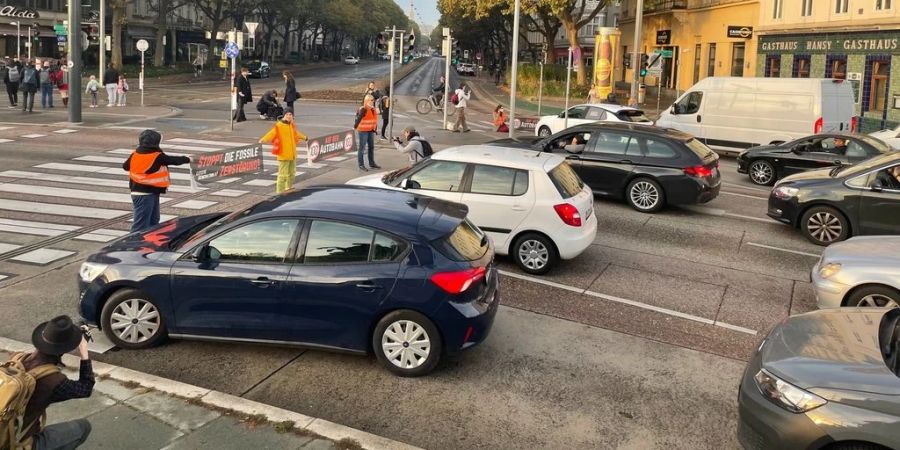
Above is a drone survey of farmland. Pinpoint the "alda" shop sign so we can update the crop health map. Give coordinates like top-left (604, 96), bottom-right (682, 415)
top-left (760, 34), bottom-right (898, 54)
top-left (0, 6), bottom-right (39, 19)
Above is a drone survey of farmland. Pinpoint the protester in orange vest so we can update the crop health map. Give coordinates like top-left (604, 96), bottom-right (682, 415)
top-left (122, 130), bottom-right (191, 232)
top-left (259, 111), bottom-right (308, 194)
top-left (353, 94), bottom-right (380, 172)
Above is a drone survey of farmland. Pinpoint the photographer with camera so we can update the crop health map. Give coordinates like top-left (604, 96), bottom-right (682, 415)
top-left (1, 315), bottom-right (94, 450)
top-left (393, 126), bottom-right (433, 165)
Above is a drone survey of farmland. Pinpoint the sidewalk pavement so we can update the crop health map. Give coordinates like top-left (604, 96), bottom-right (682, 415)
top-left (0, 104), bottom-right (179, 127)
top-left (0, 338), bottom-right (420, 450)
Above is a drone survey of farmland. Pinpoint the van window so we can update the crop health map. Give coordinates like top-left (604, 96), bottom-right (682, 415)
top-left (675, 92), bottom-right (702, 114)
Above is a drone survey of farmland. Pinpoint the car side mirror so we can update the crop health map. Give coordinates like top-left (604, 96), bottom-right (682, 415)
top-left (399, 178), bottom-right (420, 190)
top-left (194, 245), bottom-right (220, 262)
top-left (872, 179), bottom-right (884, 192)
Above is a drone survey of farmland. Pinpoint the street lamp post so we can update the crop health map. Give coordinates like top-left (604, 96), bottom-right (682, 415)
top-left (11, 22), bottom-right (19, 60)
top-left (629, 0), bottom-right (645, 106)
top-left (507, 0), bottom-right (521, 138)
top-left (68, 0), bottom-right (82, 123)
top-left (99, 0), bottom-right (105, 83)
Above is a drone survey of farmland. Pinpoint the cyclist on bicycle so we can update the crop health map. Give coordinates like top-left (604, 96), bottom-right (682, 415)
top-left (432, 76), bottom-right (445, 106)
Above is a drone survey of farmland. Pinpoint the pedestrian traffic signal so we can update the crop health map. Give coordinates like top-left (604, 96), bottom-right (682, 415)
top-left (639, 53), bottom-right (648, 77)
top-left (407, 34), bottom-right (415, 53)
top-left (376, 33), bottom-right (387, 52)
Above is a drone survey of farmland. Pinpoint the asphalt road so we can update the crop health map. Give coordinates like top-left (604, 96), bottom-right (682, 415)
top-left (0, 59), bottom-right (825, 449)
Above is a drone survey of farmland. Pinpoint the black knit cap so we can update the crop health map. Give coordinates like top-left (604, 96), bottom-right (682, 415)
top-left (138, 129), bottom-right (162, 148)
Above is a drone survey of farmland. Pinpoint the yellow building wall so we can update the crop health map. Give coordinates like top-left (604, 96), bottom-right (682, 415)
top-left (759, 0), bottom-right (900, 30)
top-left (620, 1), bottom-right (760, 92)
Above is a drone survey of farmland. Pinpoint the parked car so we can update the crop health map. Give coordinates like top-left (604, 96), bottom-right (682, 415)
top-left (247, 60), bottom-right (270, 78)
top-left (344, 55), bottom-right (360, 65)
top-left (77, 186), bottom-right (500, 377)
top-left (737, 307), bottom-right (900, 450)
top-left (737, 133), bottom-right (893, 186)
top-left (656, 77), bottom-right (856, 155)
top-left (870, 124), bottom-right (900, 150)
top-left (768, 152), bottom-right (900, 245)
top-left (492, 123), bottom-right (720, 213)
top-left (347, 146), bottom-right (597, 275)
top-left (812, 236), bottom-right (900, 308)
top-left (456, 63), bottom-right (475, 76)
top-left (535, 104), bottom-right (651, 137)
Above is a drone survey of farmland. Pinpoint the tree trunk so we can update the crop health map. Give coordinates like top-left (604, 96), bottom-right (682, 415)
top-left (111, 1), bottom-right (126, 68)
top-left (562, 19), bottom-right (586, 86)
top-left (153, 0), bottom-right (168, 67)
top-left (206, 17), bottom-right (222, 66)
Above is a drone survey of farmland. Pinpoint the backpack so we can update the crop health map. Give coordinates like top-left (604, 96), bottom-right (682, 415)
top-left (22, 68), bottom-right (35, 85)
top-left (7, 66), bottom-right (19, 83)
top-left (38, 70), bottom-right (49, 84)
top-left (414, 138), bottom-right (434, 158)
top-left (0, 353), bottom-right (60, 450)
top-left (450, 92), bottom-right (459, 105)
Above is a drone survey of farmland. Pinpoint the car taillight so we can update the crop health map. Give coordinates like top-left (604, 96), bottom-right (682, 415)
top-left (553, 203), bottom-right (582, 227)
top-left (851, 116), bottom-right (858, 133)
top-left (814, 117), bottom-right (823, 134)
top-left (431, 267), bottom-right (486, 295)
top-left (683, 164), bottom-right (714, 178)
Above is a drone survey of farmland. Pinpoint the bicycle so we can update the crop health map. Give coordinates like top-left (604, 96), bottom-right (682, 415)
top-left (416, 93), bottom-right (455, 116)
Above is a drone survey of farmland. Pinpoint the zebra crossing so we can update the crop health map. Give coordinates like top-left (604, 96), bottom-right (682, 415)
top-left (0, 131), bottom-right (337, 281)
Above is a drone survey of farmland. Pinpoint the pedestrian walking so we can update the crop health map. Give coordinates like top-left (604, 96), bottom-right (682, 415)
top-left (85, 75), bottom-right (99, 108)
top-left (378, 87), bottom-right (390, 140)
top-left (2, 315), bottom-right (94, 450)
top-left (282, 71), bottom-right (299, 113)
top-left (364, 81), bottom-right (381, 102)
top-left (492, 104), bottom-right (509, 132)
top-left (192, 54), bottom-right (203, 77)
top-left (3, 57), bottom-right (19, 107)
top-left (20, 61), bottom-right (37, 113)
top-left (39, 61), bottom-right (53, 108)
top-left (392, 125), bottom-right (432, 165)
top-left (59, 80), bottom-right (69, 107)
top-left (494, 64), bottom-right (503, 85)
top-left (354, 94), bottom-right (380, 171)
top-left (259, 111), bottom-right (307, 194)
top-left (103, 63), bottom-right (119, 107)
top-left (122, 130), bottom-right (191, 232)
top-left (116, 74), bottom-right (128, 106)
top-left (232, 66), bottom-right (252, 122)
top-left (452, 82), bottom-right (471, 132)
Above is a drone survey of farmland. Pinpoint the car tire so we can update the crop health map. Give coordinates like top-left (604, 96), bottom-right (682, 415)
top-left (100, 289), bottom-right (167, 350)
top-left (538, 126), bottom-right (552, 137)
top-left (845, 285), bottom-right (900, 308)
top-left (801, 206), bottom-right (850, 246)
top-left (373, 310), bottom-right (442, 377)
top-left (626, 178), bottom-right (665, 213)
top-left (513, 233), bottom-right (558, 275)
top-left (748, 160), bottom-right (776, 186)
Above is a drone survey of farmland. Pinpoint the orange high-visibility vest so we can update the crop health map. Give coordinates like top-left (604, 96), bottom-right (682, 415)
top-left (356, 107), bottom-right (378, 132)
top-left (128, 152), bottom-right (171, 188)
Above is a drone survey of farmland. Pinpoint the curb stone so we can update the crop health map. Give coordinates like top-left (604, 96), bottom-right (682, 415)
top-left (0, 337), bottom-right (422, 450)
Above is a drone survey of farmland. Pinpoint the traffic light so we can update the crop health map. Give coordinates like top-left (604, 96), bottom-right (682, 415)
top-left (376, 32), bottom-right (387, 52)
top-left (639, 53), bottom-right (648, 77)
top-left (623, 52), bottom-right (631, 69)
top-left (407, 33), bottom-right (415, 53)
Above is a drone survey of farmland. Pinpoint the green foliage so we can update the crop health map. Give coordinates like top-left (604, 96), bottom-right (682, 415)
top-left (511, 63), bottom-right (590, 98)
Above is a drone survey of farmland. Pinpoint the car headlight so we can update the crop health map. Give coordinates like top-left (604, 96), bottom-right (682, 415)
top-left (773, 186), bottom-right (799, 200)
top-left (818, 262), bottom-right (842, 279)
top-left (79, 262), bottom-right (108, 283)
top-left (754, 368), bottom-right (827, 413)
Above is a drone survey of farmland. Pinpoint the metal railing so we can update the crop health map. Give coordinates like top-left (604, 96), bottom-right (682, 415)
top-left (644, 0), bottom-right (688, 13)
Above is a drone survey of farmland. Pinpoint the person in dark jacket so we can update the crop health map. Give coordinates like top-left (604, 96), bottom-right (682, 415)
top-left (232, 66), bottom-right (252, 122)
top-left (364, 81), bottom-right (381, 102)
top-left (256, 89), bottom-right (283, 120)
top-left (3, 57), bottom-right (19, 107)
top-left (17, 315), bottom-right (94, 450)
top-left (282, 71), bottom-right (299, 113)
top-left (122, 130), bottom-right (191, 232)
top-left (378, 87), bottom-right (390, 140)
top-left (20, 61), bottom-right (38, 113)
top-left (103, 63), bottom-right (119, 107)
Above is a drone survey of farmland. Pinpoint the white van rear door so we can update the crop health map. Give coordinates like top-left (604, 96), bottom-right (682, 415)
top-left (822, 81), bottom-right (855, 132)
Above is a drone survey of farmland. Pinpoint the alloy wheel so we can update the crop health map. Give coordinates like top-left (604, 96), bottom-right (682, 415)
top-left (858, 294), bottom-right (899, 308)
top-left (381, 320), bottom-right (431, 369)
top-left (538, 127), bottom-right (551, 137)
top-left (518, 239), bottom-right (549, 271)
top-left (807, 212), bottom-right (842, 243)
top-left (749, 161), bottom-right (774, 185)
top-left (630, 181), bottom-right (659, 210)
top-left (110, 298), bottom-right (161, 344)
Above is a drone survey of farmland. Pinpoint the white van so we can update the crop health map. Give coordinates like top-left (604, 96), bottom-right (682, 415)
top-left (655, 77), bottom-right (856, 155)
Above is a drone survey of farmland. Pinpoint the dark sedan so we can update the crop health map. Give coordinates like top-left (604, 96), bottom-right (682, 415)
top-left (737, 307), bottom-right (900, 450)
top-left (768, 152), bottom-right (900, 245)
top-left (77, 186), bottom-right (499, 377)
top-left (491, 123), bottom-right (720, 213)
top-left (737, 133), bottom-right (892, 186)
top-left (247, 60), bottom-right (270, 78)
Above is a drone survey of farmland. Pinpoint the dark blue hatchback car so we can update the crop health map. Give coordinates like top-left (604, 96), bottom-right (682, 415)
top-left (78, 186), bottom-right (499, 376)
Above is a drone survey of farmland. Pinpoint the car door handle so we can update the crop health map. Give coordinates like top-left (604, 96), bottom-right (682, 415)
top-left (620, 159), bottom-right (632, 164)
top-left (355, 282), bottom-right (383, 291)
top-left (251, 277), bottom-right (276, 287)
top-left (511, 205), bottom-right (527, 211)
top-left (696, 115), bottom-right (702, 123)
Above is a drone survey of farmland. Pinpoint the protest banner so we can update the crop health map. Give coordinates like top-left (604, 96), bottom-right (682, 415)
top-left (190, 143), bottom-right (264, 185)
top-left (306, 130), bottom-right (357, 165)
top-left (513, 117), bottom-right (540, 132)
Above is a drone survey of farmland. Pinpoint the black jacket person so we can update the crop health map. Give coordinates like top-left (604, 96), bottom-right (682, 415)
top-left (122, 130), bottom-right (190, 232)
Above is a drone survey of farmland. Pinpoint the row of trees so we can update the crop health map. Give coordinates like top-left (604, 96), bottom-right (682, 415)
top-left (437, 0), bottom-right (610, 86)
top-left (105, 0), bottom-right (416, 68)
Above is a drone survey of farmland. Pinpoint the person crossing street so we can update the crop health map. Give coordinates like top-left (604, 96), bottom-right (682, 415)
top-left (259, 111), bottom-right (308, 194)
top-left (452, 82), bottom-right (471, 132)
top-left (233, 66), bottom-right (252, 122)
top-left (122, 130), bottom-right (191, 232)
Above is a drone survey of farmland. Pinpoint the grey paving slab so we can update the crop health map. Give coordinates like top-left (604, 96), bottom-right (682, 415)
top-left (160, 416), bottom-right (313, 450)
top-left (77, 404), bottom-right (183, 450)
top-left (125, 390), bottom-right (221, 432)
top-left (46, 393), bottom-right (116, 425)
top-left (93, 378), bottom-right (145, 402)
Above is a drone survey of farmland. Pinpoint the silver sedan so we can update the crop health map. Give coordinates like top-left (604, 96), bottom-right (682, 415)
top-left (812, 236), bottom-right (900, 308)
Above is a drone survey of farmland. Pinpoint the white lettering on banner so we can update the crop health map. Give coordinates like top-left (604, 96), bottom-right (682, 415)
top-left (0, 6), bottom-right (39, 19)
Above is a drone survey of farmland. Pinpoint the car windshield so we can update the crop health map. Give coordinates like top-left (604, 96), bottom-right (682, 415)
top-left (616, 110), bottom-right (652, 122)
top-left (177, 205), bottom-right (254, 249)
top-left (832, 153), bottom-right (900, 177)
top-left (856, 135), bottom-right (893, 154)
top-left (547, 161), bottom-right (584, 198)
top-left (248, 62), bottom-right (262, 69)
top-left (433, 219), bottom-right (488, 262)
top-left (879, 308), bottom-right (900, 376)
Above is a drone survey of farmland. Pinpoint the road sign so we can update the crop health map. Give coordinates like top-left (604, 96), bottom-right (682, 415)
top-left (224, 41), bottom-right (240, 59)
top-left (647, 53), bottom-right (664, 76)
top-left (67, 60), bottom-right (74, 69)
top-left (136, 39), bottom-right (149, 52)
top-left (654, 49), bottom-right (673, 58)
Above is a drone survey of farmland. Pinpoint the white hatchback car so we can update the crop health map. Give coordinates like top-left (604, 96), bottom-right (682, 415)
top-left (347, 146), bottom-right (597, 274)
top-left (344, 55), bottom-right (360, 65)
top-left (535, 103), bottom-right (651, 137)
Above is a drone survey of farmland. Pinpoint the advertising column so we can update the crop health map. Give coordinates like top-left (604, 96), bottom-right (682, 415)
top-left (594, 27), bottom-right (621, 101)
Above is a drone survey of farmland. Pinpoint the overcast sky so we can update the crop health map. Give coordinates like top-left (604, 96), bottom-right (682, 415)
top-left (394, 0), bottom-right (440, 30)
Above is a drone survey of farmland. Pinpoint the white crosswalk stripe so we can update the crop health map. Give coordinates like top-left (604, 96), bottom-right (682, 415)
top-left (0, 199), bottom-right (128, 219)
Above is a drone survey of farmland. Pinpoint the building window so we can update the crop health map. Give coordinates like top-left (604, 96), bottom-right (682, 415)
top-left (693, 43), bottom-right (701, 84)
top-left (707, 43), bottom-right (716, 77)
top-left (731, 43), bottom-right (745, 77)
top-left (793, 55), bottom-right (811, 78)
top-left (867, 58), bottom-right (890, 112)
top-left (765, 55), bottom-right (781, 77)
top-left (876, 0), bottom-right (892, 10)
top-left (773, 0), bottom-right (783, 18)
top-left (825, 55), bottom-right (847, 79)
top-left (835, 0), bottom-right (849, 13)
top-left (801, 0), bottom-right (813, 16)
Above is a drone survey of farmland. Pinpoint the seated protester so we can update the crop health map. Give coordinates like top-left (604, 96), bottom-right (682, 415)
top-left (256, 89), bottom-right (283, 120)
top-left (393, 126), bottom-right (432, 165)
top-left (492, 105), bottom-right (509, 132)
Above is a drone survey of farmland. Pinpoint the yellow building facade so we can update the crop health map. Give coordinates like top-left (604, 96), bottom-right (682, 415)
top-left (619, 0), bottom-right (760, 93)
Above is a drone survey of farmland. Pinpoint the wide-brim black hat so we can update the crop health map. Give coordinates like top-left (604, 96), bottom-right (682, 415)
top-left (32, 315), bottom-right (82, 356)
